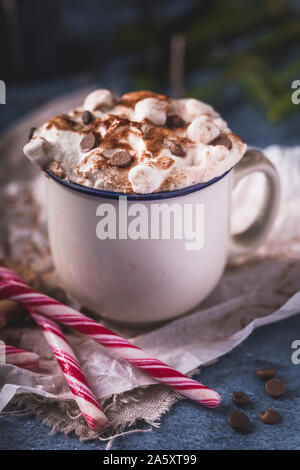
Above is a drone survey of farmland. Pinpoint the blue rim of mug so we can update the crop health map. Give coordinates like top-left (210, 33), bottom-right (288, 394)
top-left (45, 167), bottom-right (232, 200)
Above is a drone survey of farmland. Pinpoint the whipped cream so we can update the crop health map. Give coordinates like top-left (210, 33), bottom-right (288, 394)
top-left (23, 89), bottom-right (247, 194)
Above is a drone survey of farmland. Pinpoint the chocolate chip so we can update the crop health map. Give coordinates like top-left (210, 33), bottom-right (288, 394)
top-left (28, 127), bottom-right (36, 140)
top-left (210, 134), bottom-right (232, 150)
top-left (256, 368), bottom-right (276, 380)
top-left (166, 114), bottom-right (185, 128)
top-left (82, 110), bottom-right (93, 125)
top-left (232, 391), bottom-right (249, 407)
top-left (80, 134), bottom-right (96, 153)
top-left (110, 151), bottom-right (132, 168)
top-left (265, 378), bottom-right (285, 398)
top-left (258, 409), bottom-right (281, 425)
top-left (228, 410), bottom-right (250, 431)
top-left (169, 142), bottom-right (186, 157)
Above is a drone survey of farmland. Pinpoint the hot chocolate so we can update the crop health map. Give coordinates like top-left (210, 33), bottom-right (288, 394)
top-left (23, 89), bottom-right (247, 194)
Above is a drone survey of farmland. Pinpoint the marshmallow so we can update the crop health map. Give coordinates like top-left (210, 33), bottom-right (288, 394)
top-left (183, 166), bottom-right (206, 187)
top-left (194, 139), bottom-right (247, 181)
top-left (84, 89), bottom-right (115, 111)
top-left (23, 137), bottom-right (52, 168)
top-left (128, 164), bottom-right (166, 194)
top-left (214, 116), bottom-right (230, 132)
top-left (187, 115), bottom-right (220, 144)
top-left (185, 99), bottom-right (215, 119)
top-left (135, 98), bottom-right (166, 126)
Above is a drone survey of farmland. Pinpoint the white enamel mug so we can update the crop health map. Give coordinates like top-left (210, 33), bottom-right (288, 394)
top-left (45, 149), bottom-right (280, 324)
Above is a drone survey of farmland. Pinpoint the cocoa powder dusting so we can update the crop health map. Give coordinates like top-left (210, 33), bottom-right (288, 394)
top-left (46, 114), bottom-right (79, 131)
top-left (160, 169), bottom-right (187, 192)
top-left (143, 124), bottom-right (189, 158)
top-left (95, 166), bottom-right (134, 193)
top-left (155, 156), bottom-right (175, 170)
top-left (120, 90), bottom-right (170, 108)
top-left (48, 161), bottom-right (66, 179)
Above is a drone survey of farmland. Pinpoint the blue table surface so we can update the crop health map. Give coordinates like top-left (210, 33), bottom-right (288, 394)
top-left (2, 315), bottom-right (300, 450)
top-left (0, 79), bottom-right (299, 450)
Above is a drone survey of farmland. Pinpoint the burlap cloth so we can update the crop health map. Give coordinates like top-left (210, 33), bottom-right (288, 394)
top-left (1, 89), bottom-right (300, 446)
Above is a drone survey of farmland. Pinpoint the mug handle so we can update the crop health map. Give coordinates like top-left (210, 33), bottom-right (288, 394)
top-left (230, 149), bottom-right (280, 258)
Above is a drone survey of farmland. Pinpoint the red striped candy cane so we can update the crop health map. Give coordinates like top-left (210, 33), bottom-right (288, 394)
top-left (29, 311), bottom-right (108, 431)
top-left (4, 345), bottom-right (39, 370)
top-left (0, 266), bottom-right (221, 408)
